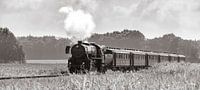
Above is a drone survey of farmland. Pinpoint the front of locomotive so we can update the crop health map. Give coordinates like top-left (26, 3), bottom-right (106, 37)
top-left (66, 41), bottom-right (91, 73)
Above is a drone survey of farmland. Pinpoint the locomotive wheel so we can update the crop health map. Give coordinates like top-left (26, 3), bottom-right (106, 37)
top-left (69, 67), bottom-right (75, 74)
top-left (68, 58), bottom-right (78, 74)
top-left (80, 62), bottom-right (89, 74)
top-left (100, 65), bottom-right (107, 73)
top-left (95, 59), bottom-right (101, 72)
top-left (90, 59), bottom-right (104, 73)
top-left (90, 60), bottom-right (97, 71)
top-left (68, 62), bottom-right (76, 74)
top-left (85, 60), bottom-right (91, 71)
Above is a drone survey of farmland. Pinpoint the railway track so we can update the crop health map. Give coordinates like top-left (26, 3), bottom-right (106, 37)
top-left (0, 74), bottom-right (69, 80)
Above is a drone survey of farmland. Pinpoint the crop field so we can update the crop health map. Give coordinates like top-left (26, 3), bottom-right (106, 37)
top-left (0, 62), bottom-right (200, 90)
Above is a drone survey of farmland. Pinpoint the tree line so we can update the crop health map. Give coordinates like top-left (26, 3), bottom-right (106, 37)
top-left (88, 29), bottom-right (200, 63)
top-left (17, 36), bottom-right (71, 60)
top-left (1, 27), bottom-right (199, 63)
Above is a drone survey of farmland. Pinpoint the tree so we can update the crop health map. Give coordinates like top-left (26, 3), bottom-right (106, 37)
top-left (0, 27), bottom-right (25, 63)
top-left (88, 29), bottom-right (145, 49)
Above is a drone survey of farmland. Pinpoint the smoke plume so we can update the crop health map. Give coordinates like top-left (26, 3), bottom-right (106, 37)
top-left (59, 3), bottom-right (96, 43)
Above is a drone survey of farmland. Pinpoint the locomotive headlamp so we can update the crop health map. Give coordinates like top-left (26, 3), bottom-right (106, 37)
top-left (65, 46), bottom-right (70, 54)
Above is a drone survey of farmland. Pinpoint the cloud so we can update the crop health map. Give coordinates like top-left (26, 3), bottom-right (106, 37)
top-left (1, 0), bottom-right (200, 40)
top-left (1, 0), bottom-right (43, 11)
top-left (137, 0), bottom-right (200, 38)
top-left (59, 1), bottom-right (97, 43)
top-left (63, 0), bottom-right (98, 13)
top-left (98, 0), bottom-right (200, 39)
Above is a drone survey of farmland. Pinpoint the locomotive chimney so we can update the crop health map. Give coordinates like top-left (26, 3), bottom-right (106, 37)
top-left (78, 41), bottom-right (82, 45)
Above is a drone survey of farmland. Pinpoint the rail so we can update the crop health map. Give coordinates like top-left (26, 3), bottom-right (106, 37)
top-left (0, 74), bottom-right (69, 80)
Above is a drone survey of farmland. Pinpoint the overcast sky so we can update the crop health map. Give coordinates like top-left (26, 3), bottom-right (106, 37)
top-left (0, 0), bottom-right (200, 40)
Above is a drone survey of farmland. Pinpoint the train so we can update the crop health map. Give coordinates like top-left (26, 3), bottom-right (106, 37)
top-left (65, 41), bottom-right (186, 73)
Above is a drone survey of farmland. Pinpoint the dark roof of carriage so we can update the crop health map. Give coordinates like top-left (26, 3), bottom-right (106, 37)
top-left (105, 47), bottom-right (185, 57)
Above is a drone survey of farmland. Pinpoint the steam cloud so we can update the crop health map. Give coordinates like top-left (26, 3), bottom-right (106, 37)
top-left (59, 6), bottom-right (96, 43)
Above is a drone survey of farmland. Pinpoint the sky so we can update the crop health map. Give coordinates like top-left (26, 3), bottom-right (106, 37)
top-left (0, 0), bottom-right (200, 40)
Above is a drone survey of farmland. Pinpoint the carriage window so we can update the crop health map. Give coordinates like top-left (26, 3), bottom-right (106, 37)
top-left (117, 53), bottom-right (119, 58)
top-left (125, 54), bottom-right (126, 59)
top-left (139, 55), bottom-right (141, 60)
top-left (138, 55), bottom-right (140, 60)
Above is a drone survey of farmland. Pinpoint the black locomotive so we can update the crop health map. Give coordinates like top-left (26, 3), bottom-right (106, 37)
top-left (66, 41), bottom-right (103, 73)
top-left (65, 41), bottom-right (186, 73)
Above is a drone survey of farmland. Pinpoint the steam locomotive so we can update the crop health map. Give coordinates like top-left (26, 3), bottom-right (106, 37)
top-left (65, 41), bottom-right (186, 73)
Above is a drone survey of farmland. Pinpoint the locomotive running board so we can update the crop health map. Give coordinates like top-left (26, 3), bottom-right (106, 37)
top-left (0, 74), bottom-right (69, 80)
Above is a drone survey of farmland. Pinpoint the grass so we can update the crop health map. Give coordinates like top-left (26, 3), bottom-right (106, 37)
top-left (0, 62), bottom-right (200, 90)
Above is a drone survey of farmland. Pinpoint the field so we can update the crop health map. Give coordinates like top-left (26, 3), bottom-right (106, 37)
top-left (0, 62), bottom-right (200, 90)
top-left (0, 64), bottom-right (68, 77)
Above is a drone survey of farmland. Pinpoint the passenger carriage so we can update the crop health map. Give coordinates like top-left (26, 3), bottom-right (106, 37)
top-left (103, 47), bottom-right (186, 71)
